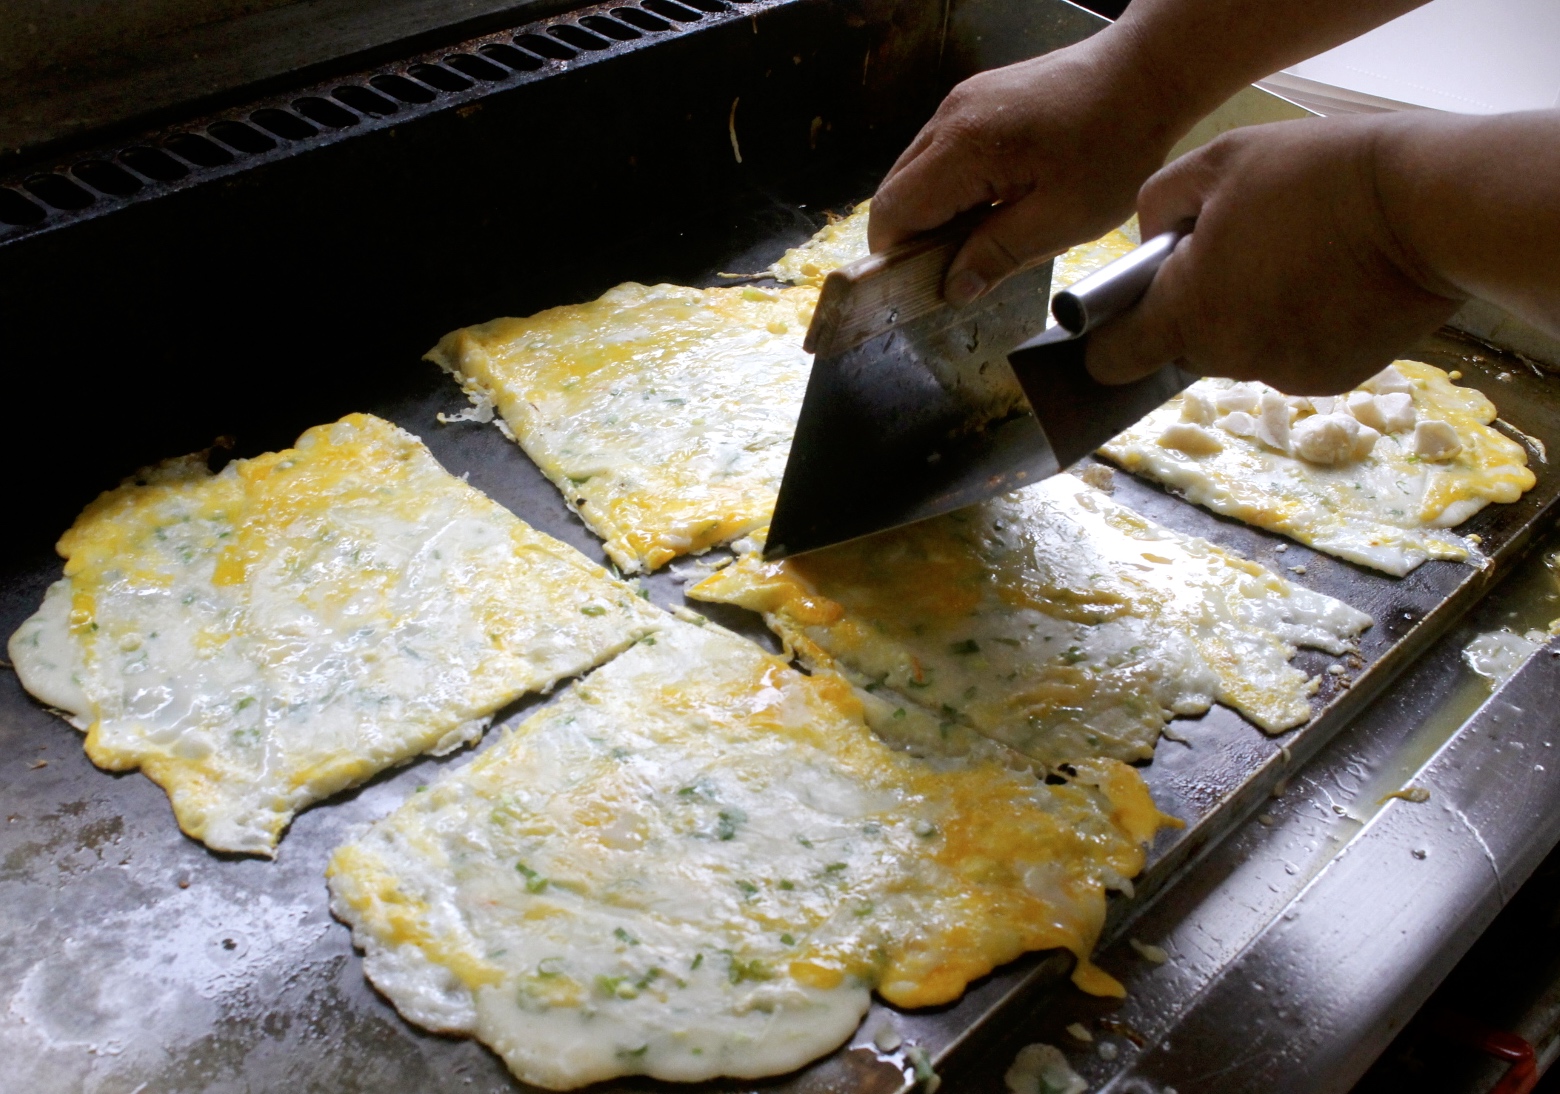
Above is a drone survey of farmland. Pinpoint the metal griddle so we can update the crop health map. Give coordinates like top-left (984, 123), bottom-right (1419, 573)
top-left (2, 0), bottom-right (1560, 1091)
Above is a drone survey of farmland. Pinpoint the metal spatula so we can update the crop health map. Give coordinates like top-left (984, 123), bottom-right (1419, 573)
top-left (763, 224), bottom-right (1193, 560)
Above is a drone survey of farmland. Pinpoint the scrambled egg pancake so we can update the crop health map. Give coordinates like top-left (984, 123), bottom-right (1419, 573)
top-left (1100, 361), bottom-right (1538, 575)
top-left (690, 476), bottom-right (1370, 766)
top-left (327, 619), bottom-right (1174, 1089)
top-left (8, 414), bottom-right (661, 855)
top-left (428, 283), bottom-right (819, 574)
top-left (1050, 221), bottom-right (1139, 300)
top-left (767, 200), bottom-right (870, 285)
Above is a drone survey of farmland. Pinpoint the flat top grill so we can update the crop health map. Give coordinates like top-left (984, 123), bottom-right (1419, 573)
top-left (1, 1), bottom-right (1558, 1091)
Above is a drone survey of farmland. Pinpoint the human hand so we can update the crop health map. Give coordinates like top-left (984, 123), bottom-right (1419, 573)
top-left (868, 34), bottom-right (1199, 307)
top-left (1086, 115), bottom-right (1464, 396)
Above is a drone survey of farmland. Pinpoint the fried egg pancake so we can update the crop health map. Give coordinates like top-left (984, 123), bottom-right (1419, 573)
top-left (327, 619), bottom-right (1172, 1089)
top-left (690, 477), bottom-right (1370, 766)
top-left (8, 414), bottom-right (661, 855)
top-left (1100, 361), bottom-right (1537, 575)
top-left (767, 199), bottom-right (870, 285)
top-left (428, 282), bottom-right (819, 574)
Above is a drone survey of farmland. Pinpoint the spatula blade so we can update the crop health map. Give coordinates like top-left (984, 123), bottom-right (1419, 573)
top-left (764, 260), bottom-right (1056, 560)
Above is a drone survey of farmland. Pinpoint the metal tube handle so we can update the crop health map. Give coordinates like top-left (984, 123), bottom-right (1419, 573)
top-left (1050, 227), bottom-right (1188, 335)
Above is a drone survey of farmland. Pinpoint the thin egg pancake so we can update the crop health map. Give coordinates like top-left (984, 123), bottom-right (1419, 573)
top-left (767, 199), bottom-right (871, 285)
top-left (327, 619), bottom-right (1175, 1090)
top-left (689, 476), bottom-right (1370, 767)
top-left (1100, 361), bottom-right (1538, 575)
top-left (8, 414), bottom-right (662, 855)
top-left (427, 282), bottom-right (819, 574)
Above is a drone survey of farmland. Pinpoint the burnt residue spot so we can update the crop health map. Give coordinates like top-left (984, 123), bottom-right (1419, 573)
top-left (119, 145), bottom-right (189, 181)
top-left (23, 173), bottom-right (95, 210)
top-left (1, 800), bottom-right (125, 879)
top-left (370, 74), bottom-right (436, 105)
top-left (550, 24), bottom-right (612, 51)
top-left (581, 14), bottom-right (642, 39)
top-left (444, 53), bottom-right (510, 82)
top-left (1384, 606), bottom-right (1425, 639)
top-left (514, 31), bottom-right (575, 60)
top-left (71, 160), bottom-right (143, 197)
top-left (332, 85), bottom-right (399, 117)
top-left (250, 108), bottom-right (318, 142)
top-left (405, 63), bottom-right (471, 92)
top-left (209, 120), bottom-right (277, 154)
top-left (292, 96), bottom-right (359, 129)
top-left (613, 6), bottom-right (671, 31)
top-left (642, 0), bottom-right (705, 21)
top-left (479, 43), bottom-right (542, 72)
top-left (0, 187), bottom-right (46, 225)
top-left (164, 132), bottom-right (234, 168)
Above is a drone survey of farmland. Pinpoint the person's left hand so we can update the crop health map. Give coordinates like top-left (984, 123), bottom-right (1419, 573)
top-left (1086, 114), bottom-right (1464, 396)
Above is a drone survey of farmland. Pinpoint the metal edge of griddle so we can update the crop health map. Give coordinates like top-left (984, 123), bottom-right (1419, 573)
top-left (884, 336), bottom-right (1560, 1090)
top-left (0, 0), bottom-right (803, 246)
top-left (1101, 634), bottom-right (1560, 1094)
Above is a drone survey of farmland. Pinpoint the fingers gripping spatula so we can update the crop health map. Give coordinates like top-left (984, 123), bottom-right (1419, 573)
top-left (763, 225), bottom-right (1193, 560)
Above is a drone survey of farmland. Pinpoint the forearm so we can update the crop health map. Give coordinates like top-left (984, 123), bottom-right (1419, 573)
top-left (1375, 109), bottom-right (1560, 338)
top-left (1100, 0), bottom-right (1430, 132)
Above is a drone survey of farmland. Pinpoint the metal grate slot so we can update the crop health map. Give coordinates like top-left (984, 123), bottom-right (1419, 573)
top-left (444, 53), bottom-right (510, 81)
top-left (23, 174), bottom-right (95, 210)
top-left (370, 74), bottom-right (437, 104)
top-left (405, 63), bottom-right (471, 92)
top-left (118, 146), bottom-right (189, 181)
top-left (71, 161), bottom-right (143, 196)
top-left (293, 97), bottom-right (358, 128)
top-left (332, 85), bottom-right (398, 116)
top-left (209, 120), bottom-right (277, 154)
top-left (514, 32), bottom-right (575, 60)
top-left (479, 43), bottom-right (542, 71)
top-left (550, 25), bottom-right (612, 50)
top-left (164, 133), bottom-right (234, 167)
top-left (251, 109), bottom-right (318, 141)
top-left (0, 188), bottom-right (45, 225)
top-left (580, 14), bottom-right (642, 39)
top-left (612, 6), bottom-right (671, 31)
top-left (641, 0), bottom-right (704, 21)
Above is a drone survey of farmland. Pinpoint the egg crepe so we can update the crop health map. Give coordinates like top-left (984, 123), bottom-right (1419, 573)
top-left (428, 283), bottom-right (819, 574)
top-left (767, 199), bottom-right (870, 285)
top-left (690, 476), bottom-right (1371, 767)
top-left (8, 414), bottom-right (662, 855)
top-left (1100, 361), bottom-right (1537, 575)
top-left (327, 618), bottom-right (1174, 1090)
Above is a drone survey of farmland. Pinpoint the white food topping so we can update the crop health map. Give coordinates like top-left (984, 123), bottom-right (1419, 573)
top-left (1290, 413), bottom-right (1377, 465)
top-left (1215, 383), bottom-right (1262, 415)
top-left (1157, 422), bottom-right (1224, 456)
top-left (1362, 364), bottom-right (1414, 396)
top-left (1257, 390), bottom-right (1292, 453)
top-left (1005, 1044), bottom-right (1087, 1094)
top-left (1464, 628), bottom-right (1547, 684)
top-left (1218, 410), bottom-right (1258, 438)
top-left (1414, 419), bottom-right (1463, 461)
top-left (1180, 389), bottom-right (1216, 426)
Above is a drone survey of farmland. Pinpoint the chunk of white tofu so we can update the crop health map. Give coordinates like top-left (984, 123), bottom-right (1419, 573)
top-left (1215, 383), bottom-right (1262, 415)
top-left (1180, 390), bottom-right (1216, 426)
top-left (1375, 392), bottom-right (1417, 434)
top-left (1362, 365), bottom-right (1414, 396)
top-left (1414, 419), bottom-right (1463, 461)
top-left (1157, 422), bottom-right (1224, 456)
top-left (1290, 413), bottom-right (1379, 465)
top-left (1257, 390), bottom-right (1291, 453)
top-left (1217, 410), bottom-right (1258, 437)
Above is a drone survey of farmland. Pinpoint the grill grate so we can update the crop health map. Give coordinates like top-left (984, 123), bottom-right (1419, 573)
top-left (0, 0), bottom-right (769, 238)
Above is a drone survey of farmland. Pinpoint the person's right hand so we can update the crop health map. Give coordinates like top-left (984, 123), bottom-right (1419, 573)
top-left (868, 33), bottom-right (1202, 307)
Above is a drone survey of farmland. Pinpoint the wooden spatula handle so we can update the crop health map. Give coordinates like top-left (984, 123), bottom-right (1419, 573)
top-left (803, 217), bottom-right (977, 357)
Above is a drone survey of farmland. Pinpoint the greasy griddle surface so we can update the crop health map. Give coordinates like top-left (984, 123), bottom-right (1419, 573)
top-left (2, 212), bottom-right (1557, 1094)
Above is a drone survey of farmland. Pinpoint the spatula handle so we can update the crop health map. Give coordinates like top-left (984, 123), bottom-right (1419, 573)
top-left (1049, 228), bottom-right (1187, 335)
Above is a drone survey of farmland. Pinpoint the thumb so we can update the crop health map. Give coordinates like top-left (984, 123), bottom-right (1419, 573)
top-left (1085, 237), bottom-right (1193, 385)
top-left (943, 198), bottom-right (1075, 307)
